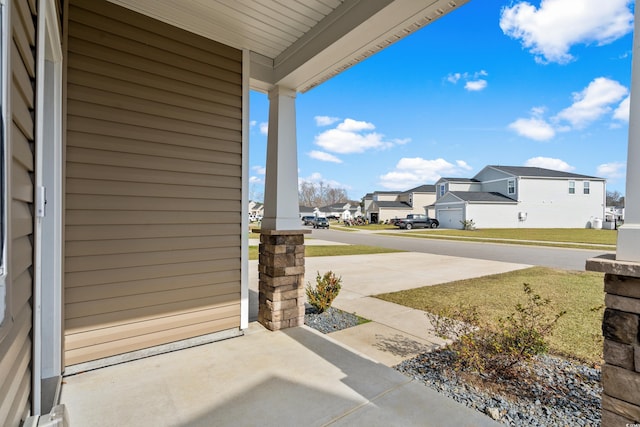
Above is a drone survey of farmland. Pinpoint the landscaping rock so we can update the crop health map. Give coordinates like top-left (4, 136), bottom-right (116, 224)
top-left (304, 306), bottom-right (361, 334)
top-left (395, 349), bottom-right (601, 426)
top-left (486, 407), bottom-right (501, 420)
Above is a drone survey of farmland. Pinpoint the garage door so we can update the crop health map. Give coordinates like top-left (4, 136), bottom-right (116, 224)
top-left (437, 208), bottom-right (464, 229)
top-left (64, 0), bottom-right (242, 366)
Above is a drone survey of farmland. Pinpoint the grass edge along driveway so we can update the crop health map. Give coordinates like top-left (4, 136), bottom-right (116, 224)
top-left (374, 227), bottom-right (617, 251)
top-left (248, 244), bottom-right (404, 260)
top-left (376, 266), bottom-right (605, 366)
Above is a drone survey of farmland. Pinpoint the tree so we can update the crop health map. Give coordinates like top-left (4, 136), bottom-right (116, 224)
top-left (298, 181), bottom-right (349, 207)
top-left (249, 182), bottom-right (264, 203)
top-left (606, 190), bottom-right (625, 207)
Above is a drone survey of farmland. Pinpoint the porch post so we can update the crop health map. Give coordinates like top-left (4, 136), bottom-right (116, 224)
top-left (261, 86), bottom-right (301, 231)
top-left (258, 85), bottom-right (309, 331)
top-left (616, 3), bottom-right (640, 263)
top-left (586, 7), bottom-right (640, 425)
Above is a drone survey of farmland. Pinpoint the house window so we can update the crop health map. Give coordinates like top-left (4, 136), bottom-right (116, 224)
top-left (438, 184), bottom-right (445, 197)
top-left (568, 181), bottom-right (575, 194)
top-left (583, 181), bottom-right (590, 195)
top-left (507, 179), bottom-right (515, 195)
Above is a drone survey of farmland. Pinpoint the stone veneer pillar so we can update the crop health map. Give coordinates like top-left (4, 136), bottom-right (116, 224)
top-left (258, 229), bottom-right (310, 331)
top-left (586, 254), bottom-right (640, 424)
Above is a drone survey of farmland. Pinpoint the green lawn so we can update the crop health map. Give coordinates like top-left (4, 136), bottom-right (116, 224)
top-left (425, 228), bottom-right (617, 244)
top-left (248, 244), bottom-right (404, 260)
top-left (382, 228), bottom-right (616, 250)
top-left (376, 266), bottom-right (605, 365)
top-left (344, 223), bottom-right (397, 231)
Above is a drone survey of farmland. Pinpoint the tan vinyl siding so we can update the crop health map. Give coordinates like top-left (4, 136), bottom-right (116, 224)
top-left (0, 1), bottom-right (35, 425)
top-left (65, 0), bottom-right (242, 366)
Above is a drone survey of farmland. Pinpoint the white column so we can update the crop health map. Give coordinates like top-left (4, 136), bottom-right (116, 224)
top-left (261, 86), bottom-right (301, 230)
top-left (617, 7), bottom-right (640, 262)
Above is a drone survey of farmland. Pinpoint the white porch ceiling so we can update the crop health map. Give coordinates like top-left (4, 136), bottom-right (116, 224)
top-left (107, 0), bottom-right (469, 93)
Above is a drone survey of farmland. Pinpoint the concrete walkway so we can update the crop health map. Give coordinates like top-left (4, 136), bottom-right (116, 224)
top-left (250, 251), bottom-right (530, 366)
top-left (61, 249), bottom-right (529, 427)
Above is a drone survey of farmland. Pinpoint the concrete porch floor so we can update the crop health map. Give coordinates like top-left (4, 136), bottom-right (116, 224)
top-left (60, 322), bottom-right (501, 427)
top-left (61, 250), bottom-right (528, 426)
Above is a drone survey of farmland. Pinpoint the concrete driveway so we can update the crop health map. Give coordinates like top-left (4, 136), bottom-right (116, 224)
top-left (249, 250), bottom-right (530, 366)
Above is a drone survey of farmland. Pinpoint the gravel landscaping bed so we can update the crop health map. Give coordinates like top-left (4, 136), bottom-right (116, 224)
top-left (396, 349), bottom-right (601, 426)
top-left (304, 306), bottom-right (601, 426)
top-left (304, 306), bottom-right (362, 334)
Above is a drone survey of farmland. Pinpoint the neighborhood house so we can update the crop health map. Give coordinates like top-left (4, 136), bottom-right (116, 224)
top-left (364, 185), bottom-right (436, 223)
top-left (434, 166), bottom-right (606, 229)
top-left (298, 202), bottom-right (362, 222)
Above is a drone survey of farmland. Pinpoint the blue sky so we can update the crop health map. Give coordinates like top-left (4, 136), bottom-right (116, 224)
top-left (249, 0), bottom-right (634, 201)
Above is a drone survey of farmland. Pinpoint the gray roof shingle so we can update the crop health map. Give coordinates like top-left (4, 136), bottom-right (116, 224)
top-left (375, 201), bottom-right (412, 208)
top-left (449, 191), bottom-right (517, 203)
top-left (487, 165), bottom-right (603, 180)
top-left (404, 184), bottom-right (436, 193)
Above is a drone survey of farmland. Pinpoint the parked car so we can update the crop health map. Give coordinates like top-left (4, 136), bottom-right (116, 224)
top-left (313, 217), bottom-right (329, 229)
top-left (302, 215), bottom-right (316, 225)
top-left (395, 214), bottom-right (439, 230)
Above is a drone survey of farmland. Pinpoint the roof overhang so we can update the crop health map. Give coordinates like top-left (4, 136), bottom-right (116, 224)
top-left (107, 0), bottom-right (469, 93)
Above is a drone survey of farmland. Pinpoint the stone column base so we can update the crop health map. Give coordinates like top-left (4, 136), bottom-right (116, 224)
top-left (257, 229), bottom-right (310, 331)
top-left (587, 254), bottom-right (640, 424)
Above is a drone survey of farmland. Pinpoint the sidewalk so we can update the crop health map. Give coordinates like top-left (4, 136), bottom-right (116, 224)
top-left (249, 251), bottom-right (531, 366)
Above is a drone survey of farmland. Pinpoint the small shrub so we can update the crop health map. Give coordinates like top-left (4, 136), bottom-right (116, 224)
top-left (426, 305), bottom-right (479, 340)
top-left (306, 271), bottom-right (342, 313)
top-left (493, 283), bottom-right (566, 370)
top-left (427, 283), bottom-right (565, 376)
top-left (460, 219), bottom-right (476, 230)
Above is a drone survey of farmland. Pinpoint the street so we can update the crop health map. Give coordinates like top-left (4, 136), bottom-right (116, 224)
top-left (309, 228), bottom-right (613, 271)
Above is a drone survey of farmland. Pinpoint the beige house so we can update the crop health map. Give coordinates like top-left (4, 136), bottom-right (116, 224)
top-left (365, 185), bottom-right (436, 223)
top-left (248, 201), bottom-right (264, 220)
top-left (0, 0), bottom-right (473, 425)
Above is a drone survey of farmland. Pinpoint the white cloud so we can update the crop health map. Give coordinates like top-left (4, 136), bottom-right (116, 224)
top-left (315, 116), bottom-right (340, 126)
top-left (554, 77), bottom-right (628, 128)
top-left (613, 95), bottom-right (630, 122)
top-left (250, 120), bottom-right (257, 127)
top-left (456, 160), bottom-right (473, 170)
top-left (446, 71), bottom-right (489, 90)
top-left (465, 80), bottom-right (488, 92)
top-left (597, 161), bottom-right (626, 180)
top-left (299, 172), bottom-right (349, 189)
top-left (447, 72), bottom-right (462, 84)
top-left (508, 117), bottom-right (556, 141)
top-left (509, 78), bottom-right (629, 140)
top-left (308, 150), bottom-right (343, 163)
top-left (336, 118), bottom-right (375, 132)
top-left (249, 176), bottom-right (263, 184)
top-left (378, 157), bottom-right (471, 190)
top-left (259, 122), bottom-right (268, 135)
top-left (500, 0), bottom-right (634, 64)
top-left (393, 138), bottom-right (411, 145)
top-left (252, 165), bottom-right (266, 175)
top-left (524, 157), bottom-right (575, 171)
top-left (314, 118), bottom-right (408, 154)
